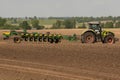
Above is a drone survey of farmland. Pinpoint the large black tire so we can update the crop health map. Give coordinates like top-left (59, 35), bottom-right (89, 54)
top-left (54, 38), bottom-right (59, 43)
top-left (104, 35), bottom-right (115, 44)
top-left (43, 37), bottom-right (47, 42)
top-left (24, 37), bottom-right (28, 41)
top-left (34, 37), bottom-right (38, 42)
top-left (81, 32), bottom-right (96, 43)
top-left (38, 37), bottom-right (42, 42)
top-left (48, 38), bottom-right (54, 43)
top-left (29, 37), bottom-right (34, 41)
top-left (14, 37), bottom-right (21, 43)
top-left (3, 37), bottom-right (9, 40)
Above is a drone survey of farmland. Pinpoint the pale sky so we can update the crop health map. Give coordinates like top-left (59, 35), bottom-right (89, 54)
top-left (0, 0), bottom-right (119, 17)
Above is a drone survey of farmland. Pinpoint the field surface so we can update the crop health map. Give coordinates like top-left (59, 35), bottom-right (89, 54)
top-left (0, 29), bottom-right (120, 80)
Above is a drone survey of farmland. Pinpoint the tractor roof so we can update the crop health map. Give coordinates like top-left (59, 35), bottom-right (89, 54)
top-left (88, 22), bottom-right (100, 25)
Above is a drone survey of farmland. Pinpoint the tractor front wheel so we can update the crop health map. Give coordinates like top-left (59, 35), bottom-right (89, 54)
top-left (104, 35), bottom-right (115, 44)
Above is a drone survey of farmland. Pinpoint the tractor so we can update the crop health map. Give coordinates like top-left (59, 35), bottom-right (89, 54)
top-left (81, 22), bottom-right (115, 44)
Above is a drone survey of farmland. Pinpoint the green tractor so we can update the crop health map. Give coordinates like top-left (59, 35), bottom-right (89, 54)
top-left (81, 22), bottom-right (115, 44)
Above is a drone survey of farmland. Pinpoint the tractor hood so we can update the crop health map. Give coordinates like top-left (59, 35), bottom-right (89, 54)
top-left (81, 29), bottom-right (95, 35)
top-left (102, 30), bottom-right (115, 37)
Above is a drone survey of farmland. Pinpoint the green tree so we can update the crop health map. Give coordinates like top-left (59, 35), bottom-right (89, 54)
top-left (31, 19), bottom-right (44, 29)
top-left (52, 20), bottom-right (62, 29)
top-left (34, 16), bottom-right (37, 19)
top-left (81, 22), bottom-right (86, 28)
top-left (72, 18), bottom-right (76, 28)
top-left (0, 17), bottom-right (6, 27)
top-left (12, 18), bottom-right (17, 24)
top-left (104, 22), bottom-right (114, 28)
top-left (115, 21), bottom-right (120, 28)
top-left (19, 21), bottom-right (31, 30)
top-left (63, 19), bottom-right (76, 29)
top-left (31, 19), bottom-right (39, 28)
top-left (101, 23), bottom-right (105, 28)
top-left (3, 24), bottom-right (20, 30)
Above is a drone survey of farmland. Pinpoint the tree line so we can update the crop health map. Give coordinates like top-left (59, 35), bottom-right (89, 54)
top-left (0, 17), bottom-right (44, 30)
top-left (6, 16), bottom-right (120, 23)
top-left (0, 16), bottom-right (120, 30)
top-left (49, 16), bottom-right (120, 23)
top-left (52, 20), bottom-right (120, 29)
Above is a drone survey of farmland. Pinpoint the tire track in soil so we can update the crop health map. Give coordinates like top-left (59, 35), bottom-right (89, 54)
top-left (0, 64), bottom-right (97, 80)
top-left (0, 58), bottom-right (120, 80)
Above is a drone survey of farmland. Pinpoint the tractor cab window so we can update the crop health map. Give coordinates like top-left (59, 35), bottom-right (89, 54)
top-left (89, 24), bottom-right (100, 31)
top-left (89, 24), bottom-right (101, 34)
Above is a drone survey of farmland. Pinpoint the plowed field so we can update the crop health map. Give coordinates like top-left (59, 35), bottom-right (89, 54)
top-left (0, 29), bottom-right (120, 80)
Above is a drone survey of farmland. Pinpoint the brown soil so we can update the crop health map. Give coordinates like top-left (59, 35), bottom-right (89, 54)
top-left (0, 29), bottom-right (120, 80)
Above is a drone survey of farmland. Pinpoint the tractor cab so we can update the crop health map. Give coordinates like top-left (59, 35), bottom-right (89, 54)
top-left (88, 22), bottom-right (102, 35)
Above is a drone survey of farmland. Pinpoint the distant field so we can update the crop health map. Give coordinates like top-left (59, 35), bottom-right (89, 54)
top-left (39, 19), bottom-right (57, 25)
top-left (39, 19), bottom-right (84, 28)
top-left (39, 19), bottom-right (89, 28)
top-left (39, 19), bottom-right (83, 26)
top-left (39, 19), bottom-right (66, 28)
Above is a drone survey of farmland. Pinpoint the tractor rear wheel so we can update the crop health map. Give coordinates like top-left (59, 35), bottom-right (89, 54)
top-left (81, 32), bottom-right (95, 43)
top-left (104, 35), bottom-right (115, 44)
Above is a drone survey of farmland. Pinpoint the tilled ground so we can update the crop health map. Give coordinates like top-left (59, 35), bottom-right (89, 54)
top-left (0, 29), bottom-right (120, 80)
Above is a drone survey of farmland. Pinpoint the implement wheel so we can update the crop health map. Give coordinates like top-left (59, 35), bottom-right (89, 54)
top-left (29, 37), bottom-right (34, 41)
top-left (24, 37), bottom-right (28, 41)
top-left (38, 37), bottom-right (42, 42)
top-left (14, 37), bottom-right (21, 43)
top-left (48, 38), bottom-right (54, 43)
top-left (54, 38), bottom-right (59, 43)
